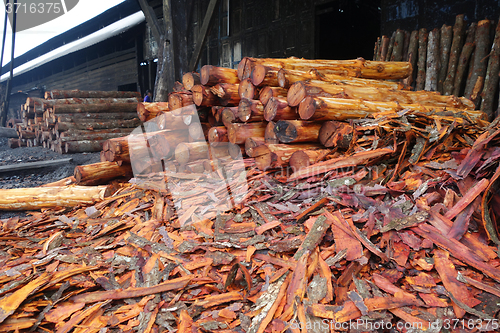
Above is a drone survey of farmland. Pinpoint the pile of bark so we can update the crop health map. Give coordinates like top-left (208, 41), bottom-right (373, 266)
top-left (374, 14), bottom-right (500, 120)
top-left (9, 89), bottom-right (141, 153)
top-left (0, 106), bottom-right (499, 332)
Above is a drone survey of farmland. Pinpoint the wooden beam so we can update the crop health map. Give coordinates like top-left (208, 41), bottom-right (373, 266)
top-left (0, 158), bottom-right (73, 174)
top-left (137, 0), bottom-right (163, 44)
top-left (188, 0), bottom-right (220, 71)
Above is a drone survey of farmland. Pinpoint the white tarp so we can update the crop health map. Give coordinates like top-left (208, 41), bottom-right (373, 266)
top-left (0, 10), bottom-right (145, 82)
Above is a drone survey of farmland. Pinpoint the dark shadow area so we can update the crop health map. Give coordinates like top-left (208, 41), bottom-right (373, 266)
top-left (315, 0), bottom-right (381, 60)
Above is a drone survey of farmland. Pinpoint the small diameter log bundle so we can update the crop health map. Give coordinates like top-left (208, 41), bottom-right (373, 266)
top-left (74, 161), bottom-right (133, 185)
top-left (0, 185), bottom-right (113, 210)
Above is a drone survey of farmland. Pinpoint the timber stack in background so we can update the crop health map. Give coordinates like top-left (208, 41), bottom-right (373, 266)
top-left (374, 14), bottom-right (500, 121)
top-left (100, 57), bottom-right (486, 176)
top-left (8, 89), bottom-right (141, 154)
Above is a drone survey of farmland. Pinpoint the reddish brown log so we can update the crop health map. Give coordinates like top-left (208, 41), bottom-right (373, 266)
top-left (8, 138), bottom-right (26, 148)
top-left (289, 149), bottom-right (331, 172)
top-left (252, 143), bottom-right (324, 170)
top-left (201, 65), bottom-right (239, 86)
top-left (250, 65), bottom-right (280, 86)
top-left (274, 120), bottom-right (322, 143)
top-left (59, 130), bottom-right (132, 143)
top-left (288, 80), bottom-right (474, 109)
top-left (154, 111), bottom-right (189, 131)
top-left (188, 122), bottom-right (210, 141)
top-left (298, 96), bottom-right (485, 121)
top-left (238, 78), bottom-right (257, 100)
top-left (259, 86), bottom-right (288, 105)
top-left (137, 102), bottom-right (170, 122)
top-left (244, 137), bottom-right (266, 157)
top-left (175, 142), bottom-right (209, 164)
top-left (238, 99), bottom-right (265, 122)
top-left (168, 92), bottom-right (194, 110)
top-left (221, 107), bottom-right (240, 127)
top-left (228, 143), bottom-right (245, 159)
top-left (239, 56), bottom-right (413, 80)
top-left (208, 126), bottom-right (229, 146)
top-left (265, 121), bottom-right (279, 144)
top-left (74, 162), bottom-right (133, 185)
top-left (416, 28), bottom-right (428, 91)
top-left (148, 130), bottom-right (190, 161)
top-left (277, 68), bottom-right (404, 90)
top-left (45, 89), bottom-right (140, 100)
top-left (182, 72), bottom-right (201, 90)
top-left (228, 123), bottom-right (267, 144)
top-left (210, 83), bottom-right (241, 106)
top-left (192, 85), bottom-right (219, 107)
top-left (264, 97), bottom-right (298, 122)
top-left (318, 121), bottom-right (355, 148)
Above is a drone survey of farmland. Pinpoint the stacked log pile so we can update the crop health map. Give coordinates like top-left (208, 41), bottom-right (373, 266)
top-left (374, 14), bottom-right (500, 121)
top-left (101, 58), bottom-right (485, 180)
top-left (9, 89), bottom-right (141, 153)
top-left (0, 97), bottom-right (499, 332)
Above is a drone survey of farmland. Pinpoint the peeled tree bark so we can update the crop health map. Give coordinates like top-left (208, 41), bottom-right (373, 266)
top-left (0, 185), bottom-right (113, 211)
top-left (238, 57), bottom-right (412, 81)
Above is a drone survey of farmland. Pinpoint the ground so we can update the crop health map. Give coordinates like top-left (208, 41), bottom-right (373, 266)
top-left (0, 137), bottom-right (101, 218)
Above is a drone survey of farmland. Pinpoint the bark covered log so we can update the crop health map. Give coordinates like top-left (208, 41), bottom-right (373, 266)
top-left (465, 19), bottom-right (490, 100)
top-left (52, 103), bottom-right (138, 114)
top-left (453, 23), bottom-right (477, 97)
top-left (416, 28), bottom-right (428, 91)
top-left (403, 30), bottom-right (419, 87)
top-left (0, 185), bottom-right (113, 210)
top-left (425, 28), bottom-right (440, 91)
top-left (65, 140), bottom-right (106, 153)
top-left (380, 35), bottom-right (390, 61)
top-left (481, 17), bottom-right (500, 120)
top-left (437, 25), bottom-right (453, 93)
top-left (390, 29), bottom-right (405, 61)
top-left (55, 119), bottom-right (140, 132)
top-left (444, 15), bottom-right (466, 96)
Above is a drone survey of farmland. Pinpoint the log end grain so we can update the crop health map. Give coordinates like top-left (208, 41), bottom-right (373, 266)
top-left (238, 78), bottom-right (256, 100)
top-left (250, 64), bottom-right (267, 86)
top-left (287, 81), bottom-right (307, 107)
top-left (238, 98), bottom-right (253, 122)
top-left (298, 96), bottom-right (318, 120)
top-left (274, 120), bottom-right (298, 143)
top-left (318, 121), bottom-right (354, 148)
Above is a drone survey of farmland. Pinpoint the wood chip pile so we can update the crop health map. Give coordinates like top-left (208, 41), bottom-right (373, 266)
top-left (374, 14), bottom-right (500, 121)
top-left (8, 90), bottom-right (141, 153)
top-left (0, 57), bottom-right (500, 332)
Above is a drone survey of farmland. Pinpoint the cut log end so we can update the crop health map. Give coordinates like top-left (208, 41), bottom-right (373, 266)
top-left (287, 81), bottom-right (307, 107)
top-left (274, 120), bottom-right (298, 143)
top-left (298, 96), bottom-right (318, 120)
